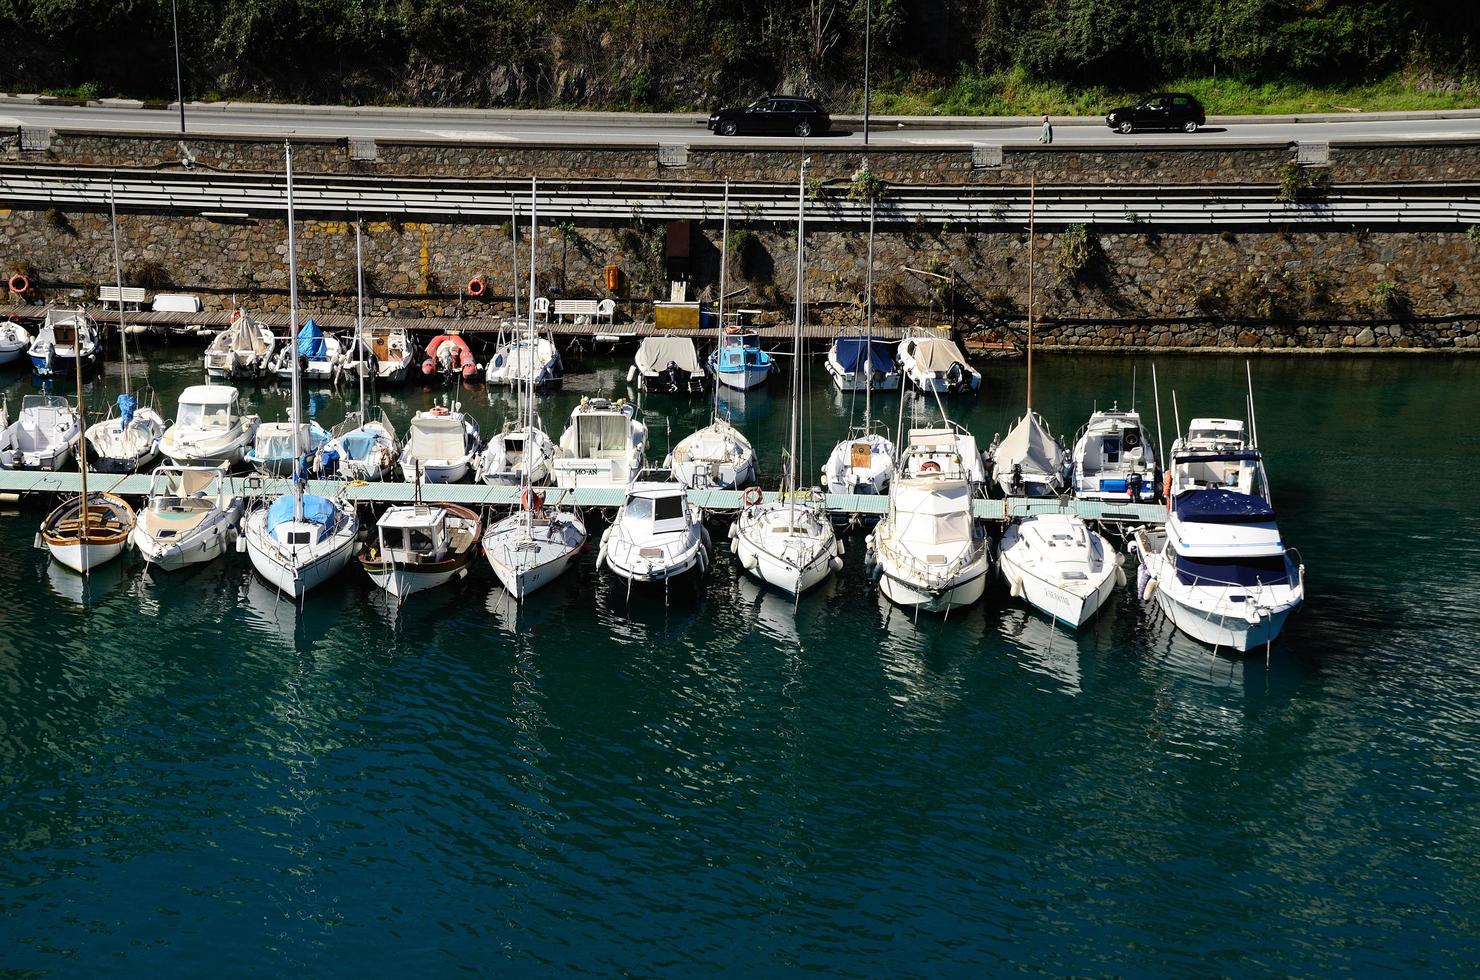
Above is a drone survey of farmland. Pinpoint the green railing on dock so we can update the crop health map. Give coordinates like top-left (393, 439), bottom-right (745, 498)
top-left (0, 470), bottom-right (1167, 524)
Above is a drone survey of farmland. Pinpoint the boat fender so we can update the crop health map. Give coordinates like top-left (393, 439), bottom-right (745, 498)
top-left (1008, 574), bottom-right (1024, 599)
top-left (829, 555), bottom-right (844, 572)
top-left (1136, 561), bottom-right (1150, 595)
top-left (626, 365), bottom-right (637, 383)
top-left (701, 527), bottom-right (712, 551)
top-left (32, 532), bottom-right (43, 550)
top-left (1141, 578), bottom-right (1158, 602)
top-left (729, 539), bottom-right (739, 555)
top-left (1114, 563), bottom-right (1127, 588)
top-left (235, 534), bottom-right (248, 553)
top-left (742, 553), bottom-right (759, 572)
top-left (833, 538), bottom-right (844, 557)
top-left (727, 522), bottom-right (738, 540)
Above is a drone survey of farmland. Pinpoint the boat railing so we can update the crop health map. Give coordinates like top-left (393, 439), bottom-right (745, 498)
top-left (875, 527), bottom-right (987, 589)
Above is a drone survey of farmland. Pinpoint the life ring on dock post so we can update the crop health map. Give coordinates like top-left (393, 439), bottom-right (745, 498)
top-left (7, 274), bottom-right (29, 295)
top-left (741, 486), bottom-right (764, 509)
top-left (466, 277), bottom-right (486, 298)
top-left (1162, 469), bottom-right (1173, 509)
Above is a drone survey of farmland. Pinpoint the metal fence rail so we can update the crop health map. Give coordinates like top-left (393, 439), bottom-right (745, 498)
top-left (2, 166), bottom-right (1477, 227)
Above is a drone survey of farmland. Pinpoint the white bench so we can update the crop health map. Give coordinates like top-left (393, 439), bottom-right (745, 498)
top-left (543, 298), bottom-right (615, 325)
top-left (98, 285), bottom-right (147, 305)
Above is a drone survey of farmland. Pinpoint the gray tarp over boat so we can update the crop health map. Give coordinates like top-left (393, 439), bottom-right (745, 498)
top-left (912, 339), bottom-right (970, 373)
top-left (994, 412), bottom-right (1067, 482)
top-left (635, 337), bottom-right (703, 376)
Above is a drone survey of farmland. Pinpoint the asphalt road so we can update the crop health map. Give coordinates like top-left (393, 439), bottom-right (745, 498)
top-left (3, 97), bottom-right (1480, 146)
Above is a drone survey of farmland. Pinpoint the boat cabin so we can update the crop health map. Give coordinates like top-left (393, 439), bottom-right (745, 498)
top-left (405, 412), bottom-right (469, 461)
top-left (1184, 418), bottom-right (1247, 451)
top-left (177, 385), bottom-right (241, 431)
top-left (375, 506), bottom-right (452, 564)
top-left (266, 493), bottom-right (341, 547)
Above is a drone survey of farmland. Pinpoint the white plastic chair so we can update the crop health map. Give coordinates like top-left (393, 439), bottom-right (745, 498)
top-left (533, 297), bottom-right (550, 321)
top-left (596, 299), bottom-right (616, 325)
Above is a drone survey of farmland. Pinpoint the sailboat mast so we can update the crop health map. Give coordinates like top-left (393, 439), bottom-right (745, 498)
top-left (108, 181), bottom-right (130, 396)
top-left (524, 177), bottom-right (538, 532)
top-left (355, 217), bottom-right (366, 420)
top-left (511, 196), bottom-right (520, 322)
top-left (790, 160), bottom-right (807, 520)
top-left (285, 141), bottom-right (304, 522)
top-left (74, 324), bottom-right (89, 542)
top-left (1026, 174), bottom-right (1036, 414)
top-left (864, 194), bottom-right (875, 428)
top-left (715, 180), bottom-right (729, 422)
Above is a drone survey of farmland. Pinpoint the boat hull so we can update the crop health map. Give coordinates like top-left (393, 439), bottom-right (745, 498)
top-left (132, 520), bottom-right (237, 571)
top-left (827, 366), bottom-right (901, 392)
top-left (399, 458), bottom-right (470, 484)
top-left (244, 517), bottom-right (359, 599)
top-left (1000, 554), bottom-right (1118, 629)
top-left (1152, 587), bottom-right (1296, 653)
top-left (46, 539), bottom-right (127, 574)
top-left (879, 562), bottom-right (987, 612)
top-left (364, 564), bottom-right (467, 599)
top-left (713, 365), bottom-right (771, 391)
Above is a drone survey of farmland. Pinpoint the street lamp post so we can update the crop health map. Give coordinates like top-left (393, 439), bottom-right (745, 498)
top-left (171, 0), bottom-right (186, 133)
top-left (862, 0), bottom-right (871, 146)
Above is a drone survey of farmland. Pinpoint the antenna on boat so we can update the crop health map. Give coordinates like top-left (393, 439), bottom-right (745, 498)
top-left (1245, 360), bottom-right (1259, 449)
top-left (1026, 172), bottom-right (1036, 414)
top-left (73, 294), bottom-right (91, 577)
top-left (715, 179), bottom-right (729, 425)
top-left (1172, 389), bottom-right (1181, 443)
top-left (108, 179), bottom-right (130, 398)
top-left (1152, 362), bottom-right (1165, 470)
top-left (1130, 364), bottom-right (1136, 413)
top-left (511, 195), bottom-right (519, 323)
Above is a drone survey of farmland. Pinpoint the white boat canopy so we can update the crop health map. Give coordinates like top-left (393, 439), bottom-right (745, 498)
top-left (995, 413), bottom-right (1064, 482)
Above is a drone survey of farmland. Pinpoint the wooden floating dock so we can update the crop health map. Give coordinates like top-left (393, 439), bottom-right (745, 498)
top-left (0, 470), bottom-right (1166, 525)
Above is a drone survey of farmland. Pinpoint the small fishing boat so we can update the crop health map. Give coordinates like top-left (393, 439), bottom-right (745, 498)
top-left (364, 326), bottom-right (416, 382)
top-left (245, 419), bottom-right (331, 477)
top-left (159, 384), bottom-right (260, 469)
top-left (204, 310), bottom-right (276, 380)
top-left (987, 412), bottom-right (1069, 497)
top-left (361, 500), bottom-right (482, 600)
top-left (484, 326), bottom-right (561, 388)
top-left (866, 475), bottom-right (990, 614)
top-left (1072, 407), bottom-right (1160, 502)
top-left (630, 337), bottom-right (706, 393)
top-left (269, 319), bottom-right (342, 382)
top-left (826, 336), bottom-right (900, 392)
top-left (421, 334), bottom-right (479, 383)
top-left (667, 418), bottom-right (756, 490)
top-left (28, 310), bottom-right (101, 377)
top-left (822, 424), bottom-right (895, 498)
top-left (398, 403), bottom-right (480, 483)
top-left (552, 397), bottom-right (648, 489)
top-left (709, 330), bottom-right (772, 391)
top-left (0, 320), bottom-right (31, 365)
top-left (476, 421), bottom-right (555, 486)
top-left (316, 409), bottom-right (398, 481)
top-left (600, 479), bottom-right (711, 592)
top-left (130, 464), bottom-right (244, 571)
top-left (0, 394), bottom-right (83, 470)
top-left (999, 513), bottom-right (1122, 629)
top-left (897, 335), bottom-right (980, 395)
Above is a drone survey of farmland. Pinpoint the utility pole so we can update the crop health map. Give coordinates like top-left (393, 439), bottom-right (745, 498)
top-left (862, 0), bottom-right (872, 146)
top-left (172, 0), bottom-right (186, 134)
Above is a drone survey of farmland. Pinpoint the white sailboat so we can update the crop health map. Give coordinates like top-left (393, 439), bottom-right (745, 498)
top-left (823, 195), bottom-right (895, 501)
top-left (999, 513), bottom-right (1122, 629)
top-left (39, 334), bottom-right (135, 574)
top-left (0, 394), bottom-right (82, 470)
top-left (203, 310), bottom-right (276, 379)
top-left (130, 464), bottom-right (244, 571)
top-left (241, 142), bottom-right (360, 599)
top-left (316, 221), bottom-right (398, 481)
top-left (484, 326), bottom-right (562, 388)
top-left (482, 178), bottom-right (590, 601)
top-left (732, 160), bottom-right (840, 598)
top-left (159, 384), bottom-right (259, 469)
top-left (268, 319), bottom-right (343, 381)
top-left (85, 182), bottom-right (167, 474)
top-left (667, 181), bottom-right (758, 492)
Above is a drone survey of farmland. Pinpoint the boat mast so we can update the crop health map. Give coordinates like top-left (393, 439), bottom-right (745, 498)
top-left (525, 177), bottom-right (538, 534)
top-left (789, 160), bottom-right (808, 523)
top-left (511, 195), bottom-right (520, 323)
top-left (1026, 174), bottom-right (1035, 414)
top-left (354, 216), bottom-right (366, 421)
top-left (74, 316), bottom-right (90, 545)
top-left (285, 141), bottom-right (304, 522)
top-left (715, 179), bottom-right (729, 424)
top-left (864, 194), bottom-right (875, 429)
top-left (108, 180), bottom-right (130, 397)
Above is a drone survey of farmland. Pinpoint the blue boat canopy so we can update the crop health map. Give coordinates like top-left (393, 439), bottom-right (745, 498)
top-left (1174, 553), bottom-right (1291, 587)
top-left (1174, 487), bottom-right (1275, 523)
top-left (267, 493), bottom-right (337, 531)
top-left (297, 319), bottom-right (327, 359)
top-left (833, 337), bottom-right (894, 374)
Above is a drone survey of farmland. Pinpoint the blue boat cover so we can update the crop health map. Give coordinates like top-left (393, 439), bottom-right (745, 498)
top-left (116, 393), bottom-right (136, 427)
top-left (1174, 487), bottom-right (1275, 523)
top-left (340, 429), bottom-right (378, 459)
top-left (267, 493), bottom-right (337, 531)
top-left (833, 337), bottom-right (894, 374)
top-left (297, 320), bottom-right (327, 359)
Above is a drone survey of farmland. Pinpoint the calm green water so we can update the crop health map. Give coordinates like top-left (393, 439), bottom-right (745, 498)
top-left (3, 345), bottom-right (1479, 974)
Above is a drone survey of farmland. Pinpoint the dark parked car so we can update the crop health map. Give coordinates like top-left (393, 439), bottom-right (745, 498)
top-left (708, 96), bottom-right (832, 137)
top-left (1105, 93), bottom-right (1206, 133)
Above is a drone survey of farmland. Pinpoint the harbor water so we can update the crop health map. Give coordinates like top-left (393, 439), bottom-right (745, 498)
top-left (3, 346), bottom-right (1479, 973)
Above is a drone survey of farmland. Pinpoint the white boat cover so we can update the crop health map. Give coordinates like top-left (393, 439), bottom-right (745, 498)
top-left (891, 479), bottom-right (973, 545)
top-left (912, 339), bottom-right (969, 373)
top-left (407, 415), bottom-right (469, 458)
top-left (635, 338), bottom-right (702, 375)
top-left (995, 413), bottom-right (1065, 481)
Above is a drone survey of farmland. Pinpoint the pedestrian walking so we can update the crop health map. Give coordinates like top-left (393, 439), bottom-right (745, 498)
top-left (1039, 114), bottom-right (1053, 144)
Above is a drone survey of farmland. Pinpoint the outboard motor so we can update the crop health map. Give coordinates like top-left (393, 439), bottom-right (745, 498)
top-left (946, 361), bottom-right (967, 393)
top-left (662, 360), bottom-right (682, 393)
top-left (1010, 463), bottom-right (1024, 495)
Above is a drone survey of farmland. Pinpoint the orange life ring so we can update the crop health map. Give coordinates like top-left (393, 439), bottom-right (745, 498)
top-left (230, 309), bottom-right (243, 323)
top-left (742, 486), bottom-right (764, 507)
top-left (7, 274), bottom-right (29, 294)
top-left (1163, 469), bottom-right (1173, 508)
top-left (521, 489), bottom-right (545, 511)
top-left (920, 460), bottom-right (942, 473)
top-left (466, 277), bottom-right (486, 297)
top-left (432, 405), bottom-right (450, 416)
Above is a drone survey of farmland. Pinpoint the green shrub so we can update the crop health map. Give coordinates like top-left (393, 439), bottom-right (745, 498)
top-left (1053, 224), bottom-right (1097, 284)
top-left (1277, 163), bottom-right (1330, 202)
top-left (1369, 279), bottom-right (1410, 317)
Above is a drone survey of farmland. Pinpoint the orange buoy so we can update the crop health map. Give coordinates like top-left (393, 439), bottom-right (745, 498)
top-left (466, 276), bottom-right (486, 297)
top-left (7, 273), bottom-right (29, 295)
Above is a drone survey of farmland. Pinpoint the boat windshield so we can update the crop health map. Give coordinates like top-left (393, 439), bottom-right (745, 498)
top-left (178, 401), bottom-right (233, 429)
top-left (625, 494), bottom-right (685, 523)
top-left (1174, 553), bottom-right (1291, 587)
top-left (904, 510), bottom-right (972, 545)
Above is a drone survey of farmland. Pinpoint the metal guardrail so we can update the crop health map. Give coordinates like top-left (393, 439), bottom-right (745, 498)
top-left (1, 166), bottom-right (1477, 227)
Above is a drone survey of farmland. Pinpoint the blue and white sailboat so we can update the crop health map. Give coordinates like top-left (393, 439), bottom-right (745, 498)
top-left (29, 310), bottom-right (100, 376)
top-left (242, 142), bottom-right (359, 599)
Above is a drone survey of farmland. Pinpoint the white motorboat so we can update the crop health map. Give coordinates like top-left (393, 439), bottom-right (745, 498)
top-left (130, 464), bottom-right (244, 571)
top-left (600, 479), bottom-right (711, 591)
top-left (365, 325), bottom-right (415, 382)
top-left (552, 396), bottom-right (647, 489)
top-left (28, 310), bottom-right (101, 377)
top-left (159, 384), bottom-right (260, 469)
top-left (822, 426), bottom-right (895, 498)
top-left (269, 320), bottom-right (342, 382)
top-left (732, 161), bottom-right (840, 598)
top-left (399, 404), bottom-right (480, 483)
top-left (1072, 408), bottom-right (1159, 502)
top-left (667, 418), bottom-right (757, 491)
top-left (988, 412), bottom-right (1069, 497)
top-left (361, 501), bottom-right (482, 600)
top-left (896, 423), bottom-right (988, 489)
top-left (241, 143), bottom-right (360, 600)
top-left (897, 335), bottom-right (980, 395)
top-left (1131, 414), bottom-right (1304, 653)
top-left (999, 513), bottom-right (1122, 629)
top-left (245, 419), bottom-right (331, 477)
top-left (630, 337), bottom-right (706, 393)
top-left (484, 490), bottom-right (588, 600)
top-left (476, 421), bottom-right (555, 486)
top-left (204, 310), bottom-right (276, 380)
top-left (317, 409), bottom-right (398, 481)
top-left (0, 394), bottom-right (82, 470)
top-left (0, 320), bottom-right (32, 365)
top-left (826, 336), bottom-right (900, 391)
top-left (85, 391), bottom-right (167, 473)
top-left (867, 475), bottom-right (990, 613)
top-left (709, 330), bottom-right (773, 391)
top-left (485, 326), bottom-right (562, 388)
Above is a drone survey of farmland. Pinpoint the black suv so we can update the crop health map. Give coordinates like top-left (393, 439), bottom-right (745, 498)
top-left (1105, 93), bottom-right (1206, 134)
top-left (708, 96), bottom-right (832, 137)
